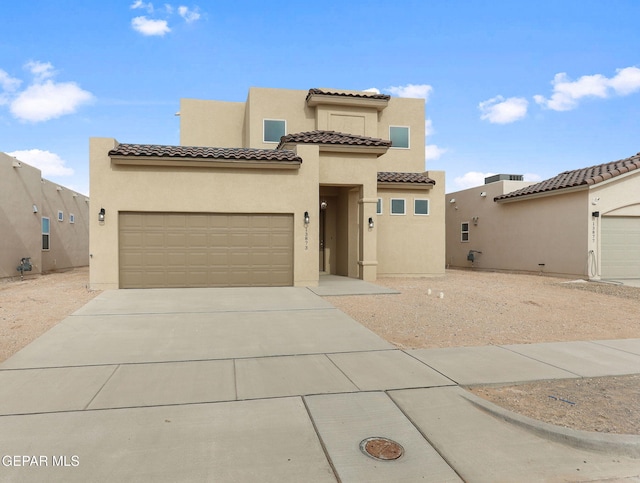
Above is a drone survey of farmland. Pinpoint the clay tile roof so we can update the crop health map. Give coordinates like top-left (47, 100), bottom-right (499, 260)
top-left (377, 172), bottom-right (436, 185)
top-left (495, 152), bottom-right (640, 201)
top-left (109, 143), bottom-right (302, 162)
top-left (306, 88), bottom-right (391, 101)
top-left (277, 130), bottom-right (391, 149)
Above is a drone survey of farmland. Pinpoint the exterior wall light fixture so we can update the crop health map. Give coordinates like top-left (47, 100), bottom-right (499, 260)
top-left (98, 208), bottom-right (106, 222)
top-left (304, 211), bottom-right (310, 225)
top-left (480, 192), bottom-right (487, 197)
top-left (368, 217), bottom-right (374, 229)
top-left (449, 198), bottom-right (456, 203)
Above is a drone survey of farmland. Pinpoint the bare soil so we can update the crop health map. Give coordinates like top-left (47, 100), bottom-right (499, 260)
top-left (326, 270), bottom-right (640, 435)
top-left (1, 268), bottom-right (638, 435)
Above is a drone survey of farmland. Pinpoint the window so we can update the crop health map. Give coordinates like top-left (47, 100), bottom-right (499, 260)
top-left (263, 119), bottom-right (286, 143)
top-left (390, 198), bottom-right (406, 215)
top-left (376, 198), bottom-right (383, 215)
top-left (389, 126), bottom-right (410, 149)
top-left (70, 213), bottom-right (75, 224)
top-left (42, 217), bottom-right (50, 250)
top-left (57, 210), bottom-right (64, 222)
top-left (414, 199), bottom-right (429, 215)
top-left (461, 222), bottom-right (470, 242)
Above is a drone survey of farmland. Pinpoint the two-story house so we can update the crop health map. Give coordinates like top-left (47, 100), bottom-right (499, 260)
top-left (89, 87), bottom-right (444, 289)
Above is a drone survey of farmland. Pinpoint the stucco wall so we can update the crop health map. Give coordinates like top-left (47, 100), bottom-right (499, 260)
top-left (180, 98), bottom-right (245, 147)
top-left (0, 153), bottom-right (89, 279)
top-left (446, 181), bottom-right (589, 277)
top-left (40, 180), bottom-right (90, 273)
top-left (0, 153), bottom-right (43, 278)
top-left (377, 170), bottom-right (446, 277)
top-left (89, 138), bottom-right (319, 290)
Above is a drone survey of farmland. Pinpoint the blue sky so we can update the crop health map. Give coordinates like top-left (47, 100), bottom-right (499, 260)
top-left (2, 1), bottom-right (639, 195)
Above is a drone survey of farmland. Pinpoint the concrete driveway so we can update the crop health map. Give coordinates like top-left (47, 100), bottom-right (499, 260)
top-left (1, 283), bottom-right (639, 481)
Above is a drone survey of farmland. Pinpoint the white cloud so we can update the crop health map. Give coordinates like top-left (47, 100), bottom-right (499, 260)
top-left (0, 69), bottom-right (21, 105)
top-left (605, 66), bottom-right (640, 95)
top-left (425, 119), bottom-right (434, 137)
top-left (479, 95), bottom-right (528, 124)
top-left (523, 173), bottom-right (542, 182)
top-left (11, 79), bottom-right (93, 122)
top-left (178, 5), bottom-right (200, 23)
top-left (8, 149), bottom-right (74, 177)
top-left (363, 87), bottom-right (381, 94)
top-left (453, 172), bottom-right (495, 190)
top-left (425, 144), bottom-right (447, 161)
top-left (132, 16), bottom-right (171, 36)
top-left (131, 0), bottom-right (154, 12)
top-left (534, 66), bottom-right (640, 111)
top-left (386, 83), bottom-right (433, 100)
top-left (25, 61), bottom-right (55, 82)
top-left (3, 61), bottom-right (93, 122)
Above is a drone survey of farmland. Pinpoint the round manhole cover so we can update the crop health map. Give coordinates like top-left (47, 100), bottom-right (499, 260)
top-left (359, 437), bottom-right (404, 461)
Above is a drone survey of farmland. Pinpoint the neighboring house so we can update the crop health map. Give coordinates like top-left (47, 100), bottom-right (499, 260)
top-left (89, 87), bottom-right (445, 289)
top-left (0, 152), bottom-right (90, 279)
top-left (445, 153), bottom-right (640, 280)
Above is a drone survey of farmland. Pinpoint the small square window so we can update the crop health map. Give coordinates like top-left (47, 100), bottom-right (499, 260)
top-left (263, 119), bottom-right (286, 143)
top-left (461, 222), bottom-right (470, 242)
top-left (389, 126), bottom-right (410, 149)
top-left (57, 211), bottom-right (64, 222)
top-left (414, 199), bottom-right (429, 215)
top-left (42, 217), bottom-right (50, 251)
top-left (391, 198), bottom-right (406, 215)
top-left (376, 198), bottom-right (383, 215)
top-left (70, 213), bottom-right (75, 224)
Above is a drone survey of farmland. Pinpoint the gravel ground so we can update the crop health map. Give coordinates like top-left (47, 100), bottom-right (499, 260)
top-left (326, 270), bottom-right (640, 435)
top-left (1, 268), bottom-right (639, 435)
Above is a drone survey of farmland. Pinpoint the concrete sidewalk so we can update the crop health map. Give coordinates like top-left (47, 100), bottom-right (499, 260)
top-left (0, 282), bottom-right (639, 481)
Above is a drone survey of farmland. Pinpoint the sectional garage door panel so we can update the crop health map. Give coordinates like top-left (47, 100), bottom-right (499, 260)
top-left (119, 213), bottom-right (293, 288)
top-left (601, 216), bottom-right (640, 279)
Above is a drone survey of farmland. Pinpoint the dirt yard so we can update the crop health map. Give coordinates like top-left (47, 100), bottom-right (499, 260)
top-left (1, 268), bottom-right (639, 434)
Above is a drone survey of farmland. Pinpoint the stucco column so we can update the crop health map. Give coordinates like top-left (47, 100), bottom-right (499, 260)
top-left (358, 185), bottom-right (378, 282)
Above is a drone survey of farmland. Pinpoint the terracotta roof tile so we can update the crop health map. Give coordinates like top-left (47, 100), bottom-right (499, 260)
top-left (377, 172), bottom-right (436, 185)
top-left (495, 152), bottom-right (640, 201)
top-left (277, 130), bottom-right (391, 149)
top-left (109, 144), bottom-right (302, 162)
top-left (306, 88), bottom-right (390, 101)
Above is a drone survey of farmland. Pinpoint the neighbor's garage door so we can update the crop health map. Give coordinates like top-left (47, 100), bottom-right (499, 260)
top-left (601, 216), bottom-right (640, 279)
top-left (119, 212), bottom-right (293, 288)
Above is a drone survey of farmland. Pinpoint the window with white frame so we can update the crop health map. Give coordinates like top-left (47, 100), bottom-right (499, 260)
top-left (376, 198), bottom-right (383, 215)
top-left (414, 199), bottom-right (429, 215)
top-left (70, 213), bottom-right (75, 224)
top-left (57, 210), bottom-right (64, 222)
top-left (42, 217), bottom-right (50, 250)
top-left (461, 222), bottom-right (470, 242)
top-left (389, 126), bottom-right (410, 149)
top-left (263, 119), bottom-right (286, 143)
top-left (390, 198), bottom-right (406, 215)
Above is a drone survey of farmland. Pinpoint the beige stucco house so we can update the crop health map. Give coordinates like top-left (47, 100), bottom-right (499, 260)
top-left (445, 153), bottom-right (640, 280)
top-left (0, 152), bottom-right (90, 279)
top-left (89, 87), bottom-right (445, 289)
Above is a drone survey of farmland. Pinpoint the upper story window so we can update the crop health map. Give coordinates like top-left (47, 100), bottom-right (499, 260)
top-left (390, 198), bottom-right (406, 215)
top-left (389, 126), bottom-right (410, 149)
top-left (263, 119), bottom-right (286, 143)
top-left (461, 222), bottom-right (470, 242)
top-left (414, 199), bottom-right (429, 215)
top-left (57, 210), bottom-right (64, 222)
top-left (70, 213), bottom-right (75, 224)
top-left (376, 198), bottom-right (383, 215)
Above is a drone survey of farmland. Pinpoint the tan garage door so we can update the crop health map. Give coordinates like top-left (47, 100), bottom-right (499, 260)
top-left (601, 216), bottom-right (640, 279)
top-left (119, 212), bottom-right (293, 288)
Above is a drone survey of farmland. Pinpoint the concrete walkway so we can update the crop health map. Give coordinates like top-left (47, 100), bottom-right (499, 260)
top-left (1, 280), bottom-right (639, 481)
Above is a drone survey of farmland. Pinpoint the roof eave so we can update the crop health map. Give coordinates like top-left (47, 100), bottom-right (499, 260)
top-left (110, 156), bottom-right (301, 170)
top-left (278, 142), bottom-right (389, 156)
top-left (306, 94), bottom-right (389, 111)
top-left (494, 184), bottom-right (588, 203)
top-left (377, 181), bottom-right (434, 190)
